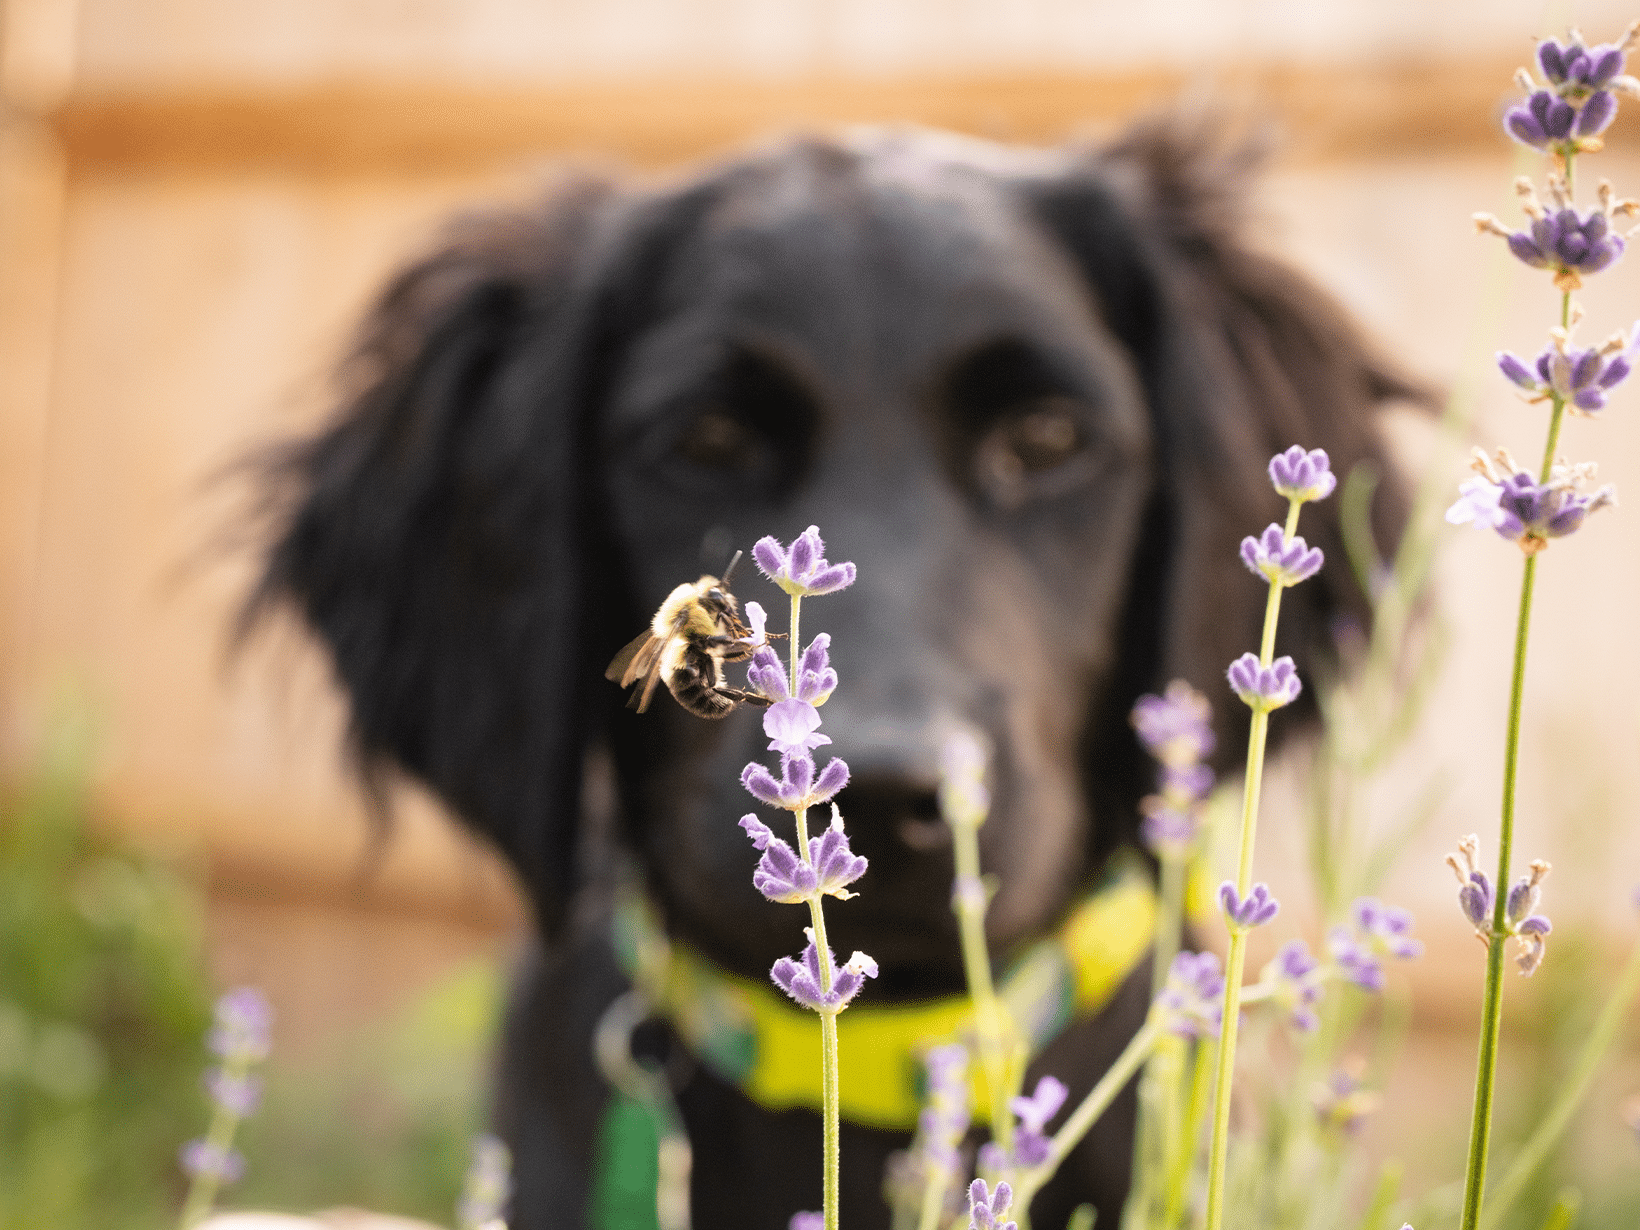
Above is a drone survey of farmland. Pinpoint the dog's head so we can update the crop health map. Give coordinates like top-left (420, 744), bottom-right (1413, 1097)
top-left (256, 120), bottom-right (1417, 989)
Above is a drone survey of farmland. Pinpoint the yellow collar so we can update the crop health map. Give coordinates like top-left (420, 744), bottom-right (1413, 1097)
top-left (613, 854), bottom-right (1156, 1131)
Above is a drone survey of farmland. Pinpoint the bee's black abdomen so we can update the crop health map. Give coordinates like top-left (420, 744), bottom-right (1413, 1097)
top-left (668, 648), bottom-right (739, 718)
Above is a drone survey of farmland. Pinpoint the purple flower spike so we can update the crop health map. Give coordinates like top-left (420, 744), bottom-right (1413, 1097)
top-left (1007, 1075), bottom-right (1068, 1166)
top-left (1328, 896), bottom-right (1423, 992)
top-left (770, 930), bottom-right (878, 1014)
top-left (1579, 89), bottom-right (1618, 135)
top-left (179, 1139), bottom-right (245, 1184)
top-left (968, 1178), bottom-right (1018, 1230)
top-left (208, 987), bottom-right (272, 1062)
top-left (1140, 801), bottom-right (1198, 858)
top-left (790, 1214), bottom-right (823, 1230)
top-left (1131, 680), bottom-right (1215, 764)
top-left (913, 1044), bottom-right (971, 1181)
top-left (742, 751), bottom-right (850, 812)
top-left (1448, 833), bottom-right (1495, 935)
top-left (1220, 880), bottom-right (1280, 930)
top-left (206, 1069), bottom-right (263, 1117)
top-left (1496, 326), bottom-right (1637, 414)
top-left (1502, 205), bottom-right (1626, 288)
top-left (764, 699), bottom-right (830, 758)
top-left (752, 526), bottom-right (857, 597)
top-left (1447, 449), bottom-right (1617, 553)
top-left (1263, 940), bottom-right (1324, 1032)
top-left (1156, 950), bottom-right (1225, 1038)
top-left (1504, 90), bottom-right (1576, 148)
top-left (810, 805), bottom-right (869, 898)
top-left (1226, 653), bottom-right (1303, 712)
top-left (740, 814), bottom-right (819, 903)
top-left (1268, 445), bottom-right (1338, 503)
top-left (1240, 523), bottom-right (1324, 587)
top-left (746, 644), bottom-right (789, 700)
top-left (1314, 1065), bottom-right (1380, 1136)
top-left (795, 633), bottom-right (839, 704)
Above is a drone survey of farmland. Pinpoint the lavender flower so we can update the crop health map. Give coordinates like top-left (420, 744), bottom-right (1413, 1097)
top-left (968, 1179), bottom-right (1018, 1230)
top-left (1447, 834), bottom-right (1495, 935)
top-left (770, 930), bottom-right (878, 1013)
top-left (1007, 1075), bottom-right (1068, 1168)
top-left (1261, 940), bottom-right (1324, 1032)
top-left (1475, 176), bottom-right (1637, 291)
top-left (207, 987), bottom-right (272, 1063)
top-left (748, 637), bottom-right (839, 707)
top-left (742, 751), bottom-right (850, 811)
top-left (204, 1069), bottom-right (262, 1117)
top-left (1445, 448), bottom-right (1617, 554)
top-left (1505, 859), bottom-right (1555, 976)
top-left (1497, 323), bottom-right (1638, 414)
top-left (911, 1044), bottom-right (972, 1184)
top-left (1131, 681), bottom-right (1216, 765)
top-left (179, 985), bottom-right (272, 1214)
top-left (1132, 681), bottom-right (1215, 860)
top-left (1219, 881), bottom-right (1280, 931)
top-left (1268, 445), bottom-right (1338, 503)
top-left (753, 526), bottom-right (857, 597)
top-left (1313, 1064), bottom-right (1381, 1136)
top-left (1240, 524), bottom-right (1324, 587)
top-left (1327, 897), bottom-right (1423, 992)
top-left (939, 728), bottom-right (992, 830)
top-left (740, 807), bottom-right (867, 903)
top-left (1139, 799), bottom-right (1199, 860)
top-left (1155, 950), bottom-right (1225, 1038)
top-left (1226, 653), bottom-right (1303, 712)
top-left (179, 1139), bottom-right (245, 1184)
top-left (790, 1215), bottom-right (824, 1230)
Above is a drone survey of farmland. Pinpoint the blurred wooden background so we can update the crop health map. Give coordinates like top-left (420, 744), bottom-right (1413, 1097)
top-left (2, 2), bottom-right (1639, 1140)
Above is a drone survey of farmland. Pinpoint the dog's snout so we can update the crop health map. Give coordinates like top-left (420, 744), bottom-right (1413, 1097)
top-left (833, 770), bottom-right (948, 852)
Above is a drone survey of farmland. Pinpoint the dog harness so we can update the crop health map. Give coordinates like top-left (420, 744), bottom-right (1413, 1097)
top-left (610, 852), bottom-right (1157, 1130)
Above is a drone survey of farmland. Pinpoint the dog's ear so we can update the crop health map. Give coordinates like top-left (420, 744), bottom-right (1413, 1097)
top-left (1032, 114), bottom-right (1429, 838)
top-left (250, 180), bottom-right (627, 938)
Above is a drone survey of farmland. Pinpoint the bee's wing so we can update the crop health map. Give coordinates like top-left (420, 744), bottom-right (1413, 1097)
top-left (606, 630), bottom-right (659, 685)
top-left (632, 656), bottom-right (666, 713)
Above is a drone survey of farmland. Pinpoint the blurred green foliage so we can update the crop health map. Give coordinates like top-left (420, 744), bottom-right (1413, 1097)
top-left (0, 732), bottom-right (496, 1229)
top-left (0, 741), bottom-right (213, 1229)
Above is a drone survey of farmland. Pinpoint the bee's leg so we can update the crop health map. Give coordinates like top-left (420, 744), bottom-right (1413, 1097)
top-left (714, 686), bottom-right (773, 708)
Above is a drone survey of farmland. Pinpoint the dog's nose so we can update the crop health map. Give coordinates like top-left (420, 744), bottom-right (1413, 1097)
top-left (832, 768), bottom-right (948, 852)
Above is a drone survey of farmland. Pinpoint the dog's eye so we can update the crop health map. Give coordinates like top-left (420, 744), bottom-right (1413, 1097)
top-left (942, 340), bottom-right (1103, 508)
top-left (1001, 398), bottom-right (1082, 472)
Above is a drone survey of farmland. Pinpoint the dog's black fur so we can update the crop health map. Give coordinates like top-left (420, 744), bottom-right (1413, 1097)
top-left (253, 118), bottom-right (1416, 1229)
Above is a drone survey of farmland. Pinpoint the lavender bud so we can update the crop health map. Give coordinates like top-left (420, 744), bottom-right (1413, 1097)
top-left (753, 526), bottom-right (857, 597)
top-left (1219, 881), bottom-right (1280, 930)
top-left (1226, 653), bottom-right (1303, 711)
top-left (1267, 445), bottom-right (1337, 502)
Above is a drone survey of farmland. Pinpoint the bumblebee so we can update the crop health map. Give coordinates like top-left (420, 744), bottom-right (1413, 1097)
top-left (605, 552), bottom-right (771, 718)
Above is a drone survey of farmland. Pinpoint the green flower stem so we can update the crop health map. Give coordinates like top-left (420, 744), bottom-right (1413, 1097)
top-left (951, 811), bottom-right (1017, 1151)
top-left (1201, 495), bottom-right (1301, 1230)
top-left (914, 1164), bottom-right (948, 1230)
top-left (790, 592), bottom-right (803, 686)
top-left (1478, 929), bottom-right (1640, 1230)
top-left (1457, 274), bottom-right (1569, 1230)
top-left (1014, 1018), bottom-right (1163, 1209)
top-left (787, 590), bottom-right (842, 1230)
top-left (1130, 848), bottom-right (1187, 1229)
top-left (1163, 1038), bottom-right (1215, 1230)
top-left (177, 1051), bottom-right (252, 1230)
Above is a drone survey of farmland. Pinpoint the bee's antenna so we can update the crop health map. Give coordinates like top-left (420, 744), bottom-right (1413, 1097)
top-left (720, 549), bottom-right (744, 586)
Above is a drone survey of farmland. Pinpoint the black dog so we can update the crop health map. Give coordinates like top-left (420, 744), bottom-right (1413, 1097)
top-left (253, 116), bottom-right (1414, 1229)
